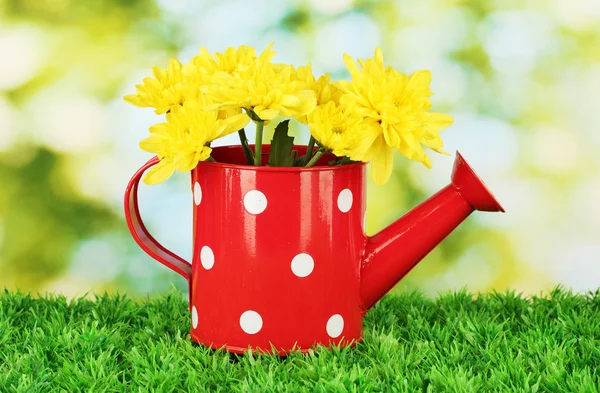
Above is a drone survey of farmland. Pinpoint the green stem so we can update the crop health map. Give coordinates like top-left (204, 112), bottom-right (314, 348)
top-left (305, 149), bottom-right (325, 167)
top-left (207, 156), bottom-right (216, 162)
top-left (254, 120), bottom-right (264, 166)
top-left (302, 136), bottom-right (316, 166)
top-left (238, 128), bottom-right (254, 165)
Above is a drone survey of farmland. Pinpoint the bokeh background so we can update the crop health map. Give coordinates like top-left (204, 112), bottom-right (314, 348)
top-left (1, 0), bottom-right (598, 299)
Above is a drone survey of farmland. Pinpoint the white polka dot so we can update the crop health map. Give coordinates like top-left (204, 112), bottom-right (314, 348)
top-left (200, 246), bottom-right (214, 270)
top-left (240, 310), bottom-right (263, 334)
top-left (291, 253), bottom-right (314, 277)
top-left (193, 182), bottom-right (202, 206)
top-left (191, 306), bottom-right (199, 329)
top-left (337, 189), bottom-right (353, 213)
top-left (243, 190), bottom-right (267, 214)
top-left (326, 314), bottom-right (344, 338)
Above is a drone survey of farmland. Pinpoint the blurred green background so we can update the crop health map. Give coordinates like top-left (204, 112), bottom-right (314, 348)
top-left (0, 0), bottom-right (598, 298)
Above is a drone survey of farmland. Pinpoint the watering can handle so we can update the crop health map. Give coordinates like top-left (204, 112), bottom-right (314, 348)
top-left (124, 156), bottom-right (192, 283)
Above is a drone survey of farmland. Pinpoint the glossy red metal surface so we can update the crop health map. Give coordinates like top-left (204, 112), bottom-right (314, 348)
top-left (124, 157), bottom-right (192, 282)
top-left (190, 145), bottom-right (367, 354)
top-left (360, 151), bottom-right (505, 310)
top-left (124, 145), bottom-right (504, 354)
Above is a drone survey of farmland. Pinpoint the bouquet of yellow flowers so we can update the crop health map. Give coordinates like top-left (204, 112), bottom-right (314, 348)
top-left (125, 43), bottom-right (453, 186)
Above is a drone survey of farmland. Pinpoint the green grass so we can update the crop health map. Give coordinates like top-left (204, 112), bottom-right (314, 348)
top-left (1, 287), bottom-right (600, 392)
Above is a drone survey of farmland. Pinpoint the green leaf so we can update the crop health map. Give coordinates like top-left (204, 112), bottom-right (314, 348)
top-left (294, 153), bottom-right (306, 167)
top-left (267, 120), bottom-right (295, 167)
top-left (340, 156), bottom-right (359, 165)
top-left (328, 156), bottom-right (359, 166)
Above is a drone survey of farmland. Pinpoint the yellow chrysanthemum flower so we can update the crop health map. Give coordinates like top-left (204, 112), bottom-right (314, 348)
top-left (295, 63), bottom-right (342, 106)
top-left (202, 43), bottom-right (317, 121)
top-left (140, 98), bottom-right (250, 185)
top-left (183, 45), bottom-right (258, 121)
top-left (124, 59), bottom-right (194, 115)
top-left (336, 47), bottom-right (454, 185)
top-left (293, 62), bottom-right (343, 124)
top-left (307, 101), bottom-right (364, 157)
top-left (183, 45), bottom-right (257, 85)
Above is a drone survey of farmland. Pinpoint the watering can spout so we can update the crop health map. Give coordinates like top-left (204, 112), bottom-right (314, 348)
top-left (359, 152), bottom-right (505, 311)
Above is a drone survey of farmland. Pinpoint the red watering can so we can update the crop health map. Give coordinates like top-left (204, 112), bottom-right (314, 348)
top-left (124, 145), bottom-right (504, 354)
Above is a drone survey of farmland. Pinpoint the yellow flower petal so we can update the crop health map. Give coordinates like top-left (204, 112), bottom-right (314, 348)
top-left (222, 113), bottom-right (251, 135)
top-left (427, 112), bottom-right (454, 131)
top-left (139, 137), bottom-right (166, 154)
top-left (348, 119), bottom-right (381, 161)
top-left (202, 103), bottom-right (224, 112)
top-left (174, 152), bottom-right (198, 172)
top-left (256, 108), bottom-right (279, 121)
top-left (343, 54), bottom-right (362, 80)
top-left (382, 121), bottom-right (400, 148)
top-left (370, 136), bottom-right (394, 186)
top-left (143, 159), bottom-right (175, 185)
top-left (152, 66), bottom-right (167, 82)
top-left (198, 147), bottom-right (213, 162)
top-left (374, 46), bottom-right (384, 66)
top-left (212, 124), bottom-right (228, 139)
top-left (167, 59), bottom-right (182, 80)
top-left (280, 94), bottom-right (301, 107)
top-left (407, 70), bottom-right (432, 89)
top-left (175, 147), bottom-right (212, 172)
top-left (397, 132), bottom-right (423, 160)
top-left (418, 155), bottom-right (433, 169)
top-left (124, 94), bottom-right (144, 107)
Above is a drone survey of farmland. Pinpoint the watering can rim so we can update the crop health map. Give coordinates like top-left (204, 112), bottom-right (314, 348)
top-left (202, 144), bottom-right (367, 172)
